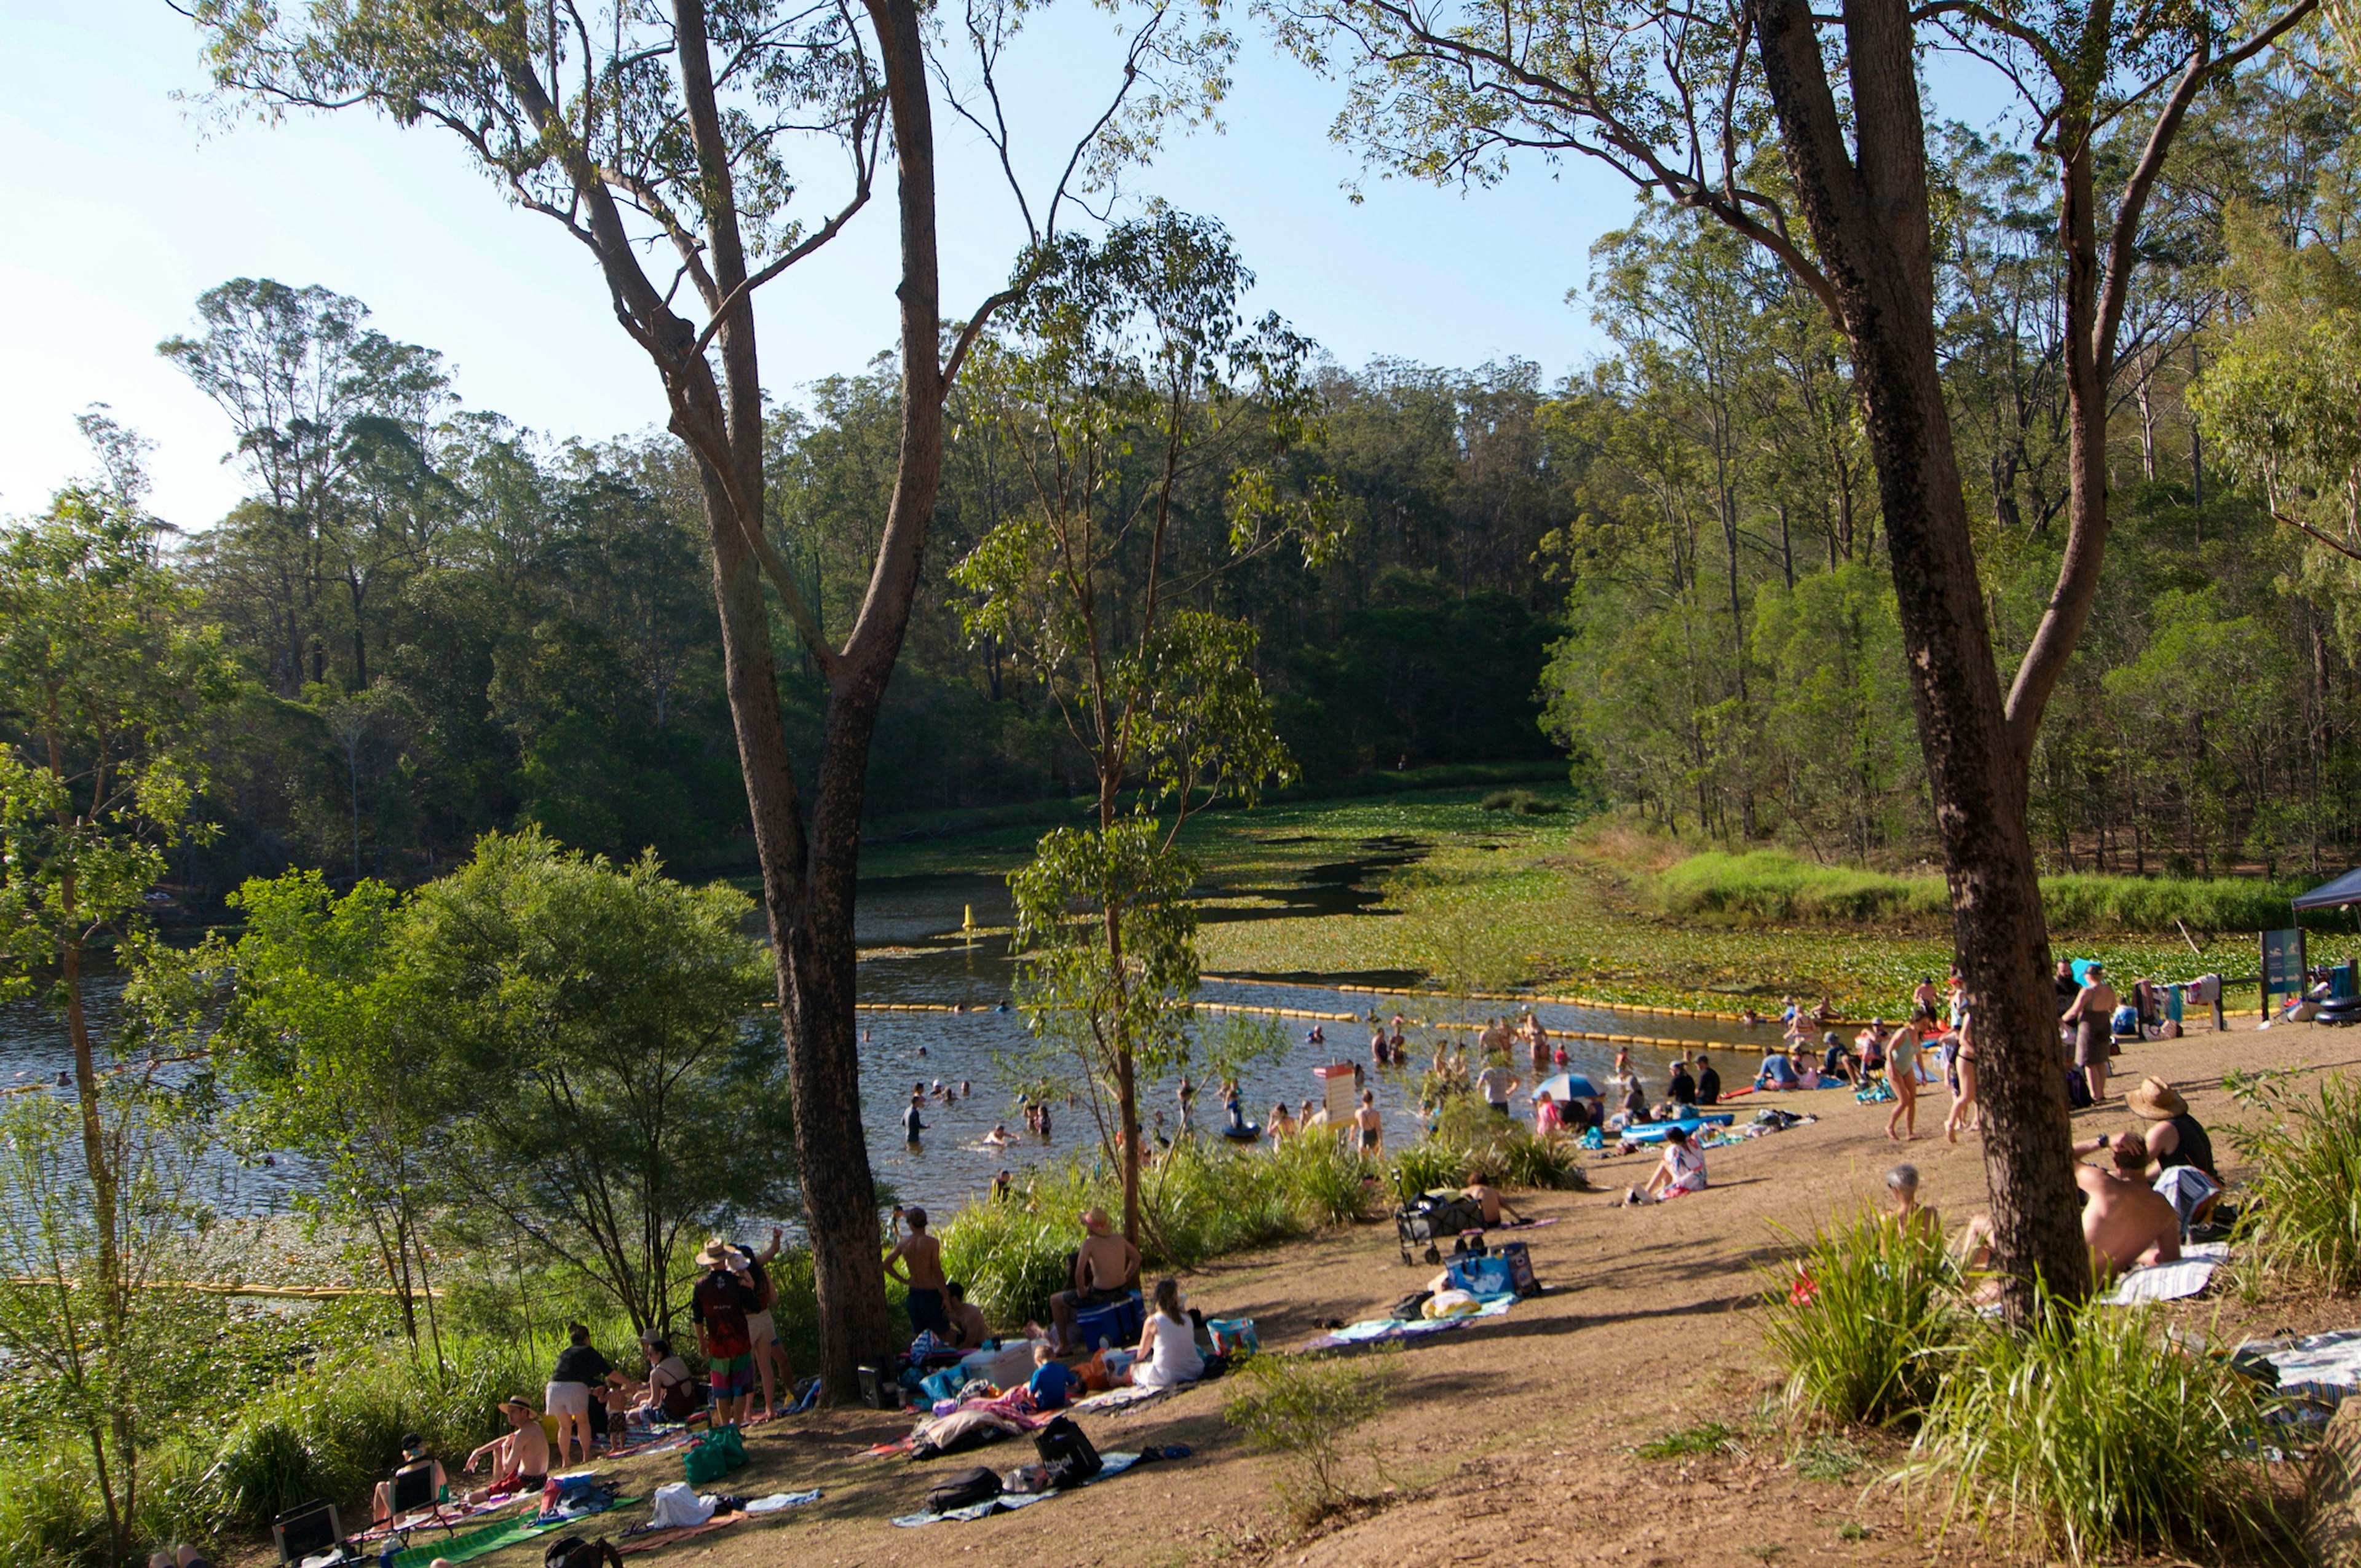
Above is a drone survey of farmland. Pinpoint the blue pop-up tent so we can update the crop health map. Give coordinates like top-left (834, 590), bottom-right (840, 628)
top-left (2295, 867), bottom-right (2361, 912)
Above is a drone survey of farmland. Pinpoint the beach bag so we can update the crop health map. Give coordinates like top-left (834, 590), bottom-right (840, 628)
top-left (1033, 1415), bottom-right (1102, 1487)
top-left (683, 1424), bottom-right (745, 1484)
top-left (919, 1364), bottom-right (971, 1404)
top-left (1205, 1317), bottom-right (1259, 1355)
top-left (1444, 1255), bottom-right (1515, 1297)
top-left (925, 1465), bottom-right (1004, 1512)
top-left (1491, 1240), bottom-right (1540, 1298)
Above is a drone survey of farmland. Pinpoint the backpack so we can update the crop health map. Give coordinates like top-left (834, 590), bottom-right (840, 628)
top-left (1032, 1414), bottom-right (1102, 1488)
top-left (925, 1465), bottom-right (1003, 1513)
top-left (543, 1538), bottom-right (622, 1568)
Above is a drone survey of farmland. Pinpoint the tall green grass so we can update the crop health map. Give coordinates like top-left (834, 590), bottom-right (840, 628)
top-left (1900, 1290), bottom-right (2279, 1562)
top-left (2228, 1071), bottom-right (2361, 1291)
top-left (207, 1326), bottom-right (547, 1527)
top-left (936, 1133), bottom-right (1384, 1324)
top-left (1659, 849), bottom-right (2309, 933)
top-left (1760, 1210), bottom-right (1965, 1426)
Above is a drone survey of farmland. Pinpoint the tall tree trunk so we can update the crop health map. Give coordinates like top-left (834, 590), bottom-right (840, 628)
top-left (1750, 0), bottom-right (2089, 1315)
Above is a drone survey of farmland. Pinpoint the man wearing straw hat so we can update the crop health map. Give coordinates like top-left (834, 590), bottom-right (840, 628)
top-left (690, 1238), bottom-right (761, 1428)
top-left (2074, 1076), bottom-right (2221, 1235)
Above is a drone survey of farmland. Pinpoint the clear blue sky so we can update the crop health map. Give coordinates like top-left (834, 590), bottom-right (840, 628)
top-left (0, 2), bottom-right (2010, 529)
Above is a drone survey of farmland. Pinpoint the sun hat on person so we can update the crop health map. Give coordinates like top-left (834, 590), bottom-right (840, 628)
top-left (2126, 1078), bottom-right (2188, 1121)
top-left (1081, 1208), bottom-right (1113, 1235)
top-left (694, 1237), bottom-right (742, 1269)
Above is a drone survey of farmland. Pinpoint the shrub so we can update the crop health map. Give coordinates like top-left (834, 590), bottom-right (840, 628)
top-left (1480, 789), bottom-right (1562, 816)
top-left (1388, 1140), bottom-right (1465, 1204)
top-left (936, 1135), bottom-right (1382, 1323)
top-left (1659, 848), bottom-right (2311, 934)
top-left (2227, 1071), bottom-right (2361, 1291)
top-left (1497, 1130), bottom-right (1586, 1191)
top-left (1900, 1290), bottom-right (2278, 1562)
top-left (1760, 1210), bottom-right (1964, 1425)
top-left (1224, 1350), bottom-right (1392, 1522)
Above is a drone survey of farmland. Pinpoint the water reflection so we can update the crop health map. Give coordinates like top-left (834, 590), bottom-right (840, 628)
top-left (0, 851), bottom-right (1782, 1220)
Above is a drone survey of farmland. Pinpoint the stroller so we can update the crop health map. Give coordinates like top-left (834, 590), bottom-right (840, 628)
top-left (1394, 1189), bottom-right (1486, 1266)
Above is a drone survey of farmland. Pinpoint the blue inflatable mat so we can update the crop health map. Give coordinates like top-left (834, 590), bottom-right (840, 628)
top-left (1618, 1114), bottom-right (1736, 1145)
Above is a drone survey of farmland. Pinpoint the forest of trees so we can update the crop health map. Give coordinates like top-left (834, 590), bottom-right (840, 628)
top-left (138, 283), bottom-right (1562, 897)
top-left (50, 61), bottom-right (2357, 900)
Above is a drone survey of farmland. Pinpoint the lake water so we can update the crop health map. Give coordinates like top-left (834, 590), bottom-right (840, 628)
top-left (0, 856), bottom-right (1783, 1219)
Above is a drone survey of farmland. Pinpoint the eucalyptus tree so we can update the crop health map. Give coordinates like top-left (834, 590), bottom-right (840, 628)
top-left (188, 0), bottom-right (1228, 1395)
top-left (162, 279), bottom-right (452, 696)
top-left (1276, 0), bottom-right (2314, 1307)
top-left (0, 437), bottom-right (235, 1563)
top-left (954, 211), bottom-right (1337, 1240)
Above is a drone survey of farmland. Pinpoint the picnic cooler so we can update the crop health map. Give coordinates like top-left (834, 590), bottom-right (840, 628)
top-left (1396, 1188), bottom-right (1486, 1265)
top-left (1072, 1289), bottom-right (1144, 1350)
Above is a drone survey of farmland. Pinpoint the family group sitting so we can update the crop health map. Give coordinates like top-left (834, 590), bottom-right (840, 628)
top-left (1914, 1074), bottom-right (2223, 1284)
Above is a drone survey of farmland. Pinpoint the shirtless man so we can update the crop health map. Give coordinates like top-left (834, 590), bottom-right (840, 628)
top-left (1463, 1175), bottom-right (1521, 1227)
top-left (2076, 1135), bottom-right (2182, 1277)
top-left (1049, 1208), bottom-right (1142, 1353)
top-left (943, 1282), bottom-right (992, 1349)
top-left (1957, 1135), bottom-right (2179, 1283)
top-left (885, 1206), bottom-right (949, 1338)
top-left (1353, 1089), bottom-right (1385, 1157)
top-left (461, 1398), bottom-right (550, 1502)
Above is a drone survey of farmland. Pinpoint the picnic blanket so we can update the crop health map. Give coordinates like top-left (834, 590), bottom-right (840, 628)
top-left (1306, 1293), bottom-right (1516, 1350)
top-left (1067, 1384), bottom-right (1180, 1417)
top-left (890, 1453), bottom-right (1143, 1526)
top-left (357, 1487), bottom-right (537, 1545)
top-left (386, 1497), bottom-right (638, 1568)
top-left (612, 1491), bottom-right (821, 1555)
top-left (2253, 1330), bottom-right (2361, 1408)
top-left (2095, 1241), bottom-right (2229, 1306)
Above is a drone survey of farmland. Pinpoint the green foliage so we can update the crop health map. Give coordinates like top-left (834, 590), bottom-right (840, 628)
top-left (936, 1136), bottom-right (1379, 1325)
top-left (1661, 848), bottom-right (2309, 934)
top-left (1900, 1292), bottom-right (2278, 1562)
top-left (2226, 1070), bottom-right (2361, 1291)
top-left (1387, 1140), bottom-right (1465, 1204)
top-left (402, 830), bottom-right (789, 1328)
top-left (1634, 1420), bottom-right (1743, 1460)
top-left (207, 1325), bottom-right (545, 1526)
top-left (1481, 788), bottom-right (1562, 814)
top-left (0, 479), bottom-right (235, 999)
top-left (1790, 1434), bottom-right (1866, 1481)
top-left (1224, 1350), bottom-right (1391, 1521)
top-left (1760, 1210), bottom-right (1965, 1426)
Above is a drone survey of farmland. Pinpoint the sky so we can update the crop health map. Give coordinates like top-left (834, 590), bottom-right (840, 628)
top-left (0, 3), bottom-right (2013, 530)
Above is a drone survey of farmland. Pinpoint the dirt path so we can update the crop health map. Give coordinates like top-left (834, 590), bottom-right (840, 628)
top-left (437, 1019), bottom-right (2360, 1568)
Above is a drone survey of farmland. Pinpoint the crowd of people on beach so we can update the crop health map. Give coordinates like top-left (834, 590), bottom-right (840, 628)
top-left (350, 955), bottom-right (2236, 1557)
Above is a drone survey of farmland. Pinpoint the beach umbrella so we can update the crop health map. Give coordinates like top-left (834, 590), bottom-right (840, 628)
top-left (1536, 1073), bottom-right (1601, 1103)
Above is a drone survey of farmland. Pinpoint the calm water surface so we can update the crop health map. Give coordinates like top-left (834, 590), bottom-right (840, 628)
top-left (0, 856), bottom-right (1787, 1218)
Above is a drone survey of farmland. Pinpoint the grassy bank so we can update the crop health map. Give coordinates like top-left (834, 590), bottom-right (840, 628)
top-left (938, 1116), bottom-right (1582, 1325)
top-left (860, 785), bottom-right (2354, 1014)
top-left (1659, 848), bottom-right (2319, 934)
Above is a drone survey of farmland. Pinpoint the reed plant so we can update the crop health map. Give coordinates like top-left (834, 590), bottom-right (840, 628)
top-left (1759, 1209), bottom-right (1964, 1426)
top-left (2228, 1070), bottom-right (2361, 1291)
top-left (1899, 1290), bottom-right (2280, 1562)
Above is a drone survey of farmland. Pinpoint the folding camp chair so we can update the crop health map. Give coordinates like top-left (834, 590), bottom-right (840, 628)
top-left (271, 1499), bottom-right (344, 1567)
top-left (384, 1459), bottom-right (461, 1547)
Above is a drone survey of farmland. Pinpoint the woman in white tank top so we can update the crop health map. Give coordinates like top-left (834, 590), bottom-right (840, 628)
top-left (1128, 1277), bottom-right (1204, 1390)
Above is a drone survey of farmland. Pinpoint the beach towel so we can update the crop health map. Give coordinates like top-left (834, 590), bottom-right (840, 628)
top-left (1066, 1383), bottom-right (1178, 1416)
top-left (2257, 1330), bottom-right (2361, 1408)
top-left (889, 1453), bottom-right (1143, 1526)
top-left (386, 1497), bottom-right (638, 1568)
top-left (2094, 1242), bottom-right (2229, 1306)
top-left (1307, 1294), bottom-right (1516, 1350)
